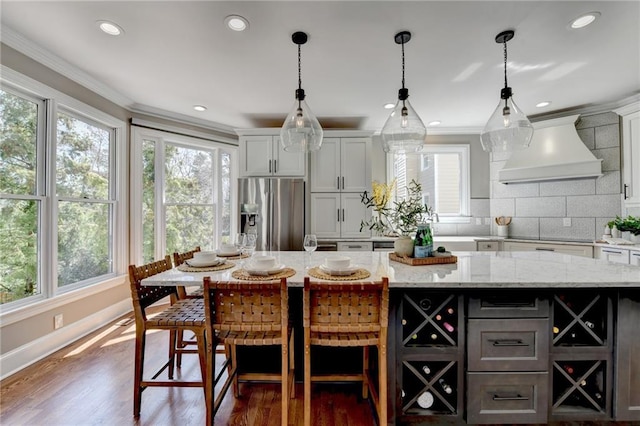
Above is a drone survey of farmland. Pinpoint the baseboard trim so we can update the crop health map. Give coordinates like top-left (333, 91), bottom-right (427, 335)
top-left (0, 299), bottom-right (132, 380)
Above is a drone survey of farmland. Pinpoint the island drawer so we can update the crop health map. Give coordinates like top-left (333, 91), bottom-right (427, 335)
top-left (337, 241), bottom-right (373, 251)
top-left (468, 318), bottom-right (549, 371)
top-left (467, 372), bottom-right (548, 424)
top-left (469, 293), bottom-right (549, 318)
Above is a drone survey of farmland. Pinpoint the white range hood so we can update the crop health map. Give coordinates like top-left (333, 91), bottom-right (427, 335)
top-left (498, 115), bottom-right (603, 184)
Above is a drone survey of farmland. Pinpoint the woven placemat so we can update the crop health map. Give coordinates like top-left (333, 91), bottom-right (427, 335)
top-left (217, 253), bottom-right (250, 260)
top-left (177, 262), bottom-right (235, 272)
top-left (232, 267), bottom-right (296, 281)
top-left (308, 266), bottom-right (371, 281)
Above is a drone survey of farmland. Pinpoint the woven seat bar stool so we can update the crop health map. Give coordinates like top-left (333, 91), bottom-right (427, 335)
top-left (128, 256), bottom-right (207, 417)
top-left (172, 246), bottom-right (204, 299)
top-left (303, 276), bottom-right (389, 426)
top-left (203, 277), bottom-right (295, 426)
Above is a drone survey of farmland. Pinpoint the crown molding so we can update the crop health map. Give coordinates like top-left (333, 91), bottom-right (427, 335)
top-left (530, 93), bottom-right (640, 122)
top-left (1, 25), bottom-right (134, 108)
top-left (130, 104), bottom-right (237, 137)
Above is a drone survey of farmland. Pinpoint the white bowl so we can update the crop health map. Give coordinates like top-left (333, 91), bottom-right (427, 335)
top-left (325, 255), bottom-right (350, 270)
top-left (251, 255), bottom-right (277, 270)
top-left (219, 244), bottom-right (236, 253)
top-left (193, 251), bottom-right (218, 262)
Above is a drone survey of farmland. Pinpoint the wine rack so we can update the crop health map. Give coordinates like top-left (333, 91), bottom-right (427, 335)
top-left (401, 292), bottom-right (460, 347)
top-left (401, 360), bottom-right (457, 415)
top-left (550, 290), bottom-right (613, 421)
top-left (396, 291), bottom-right (464, 422)
top-left (552, 360), bottom-right (607, 414)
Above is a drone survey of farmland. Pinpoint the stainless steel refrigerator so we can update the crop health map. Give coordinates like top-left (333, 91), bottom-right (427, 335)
top-left (238, 178), bottom-right (305, 251)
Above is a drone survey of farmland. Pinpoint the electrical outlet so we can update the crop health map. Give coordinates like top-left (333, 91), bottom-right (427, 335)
top-left (476, 218), bottom-right (482, 225)
top-left (563, 218), bottom-right (572, 227)
top-left (54, 314), bottom-right (63, 329)
top-left (484, 217), bottom-right (491, 225)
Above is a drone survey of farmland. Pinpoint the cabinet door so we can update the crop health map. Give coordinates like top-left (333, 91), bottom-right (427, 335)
top-left (615, 291), bottom-right (640, 421)
top-left (240, 136), bottom-right (272, 176)
top-left (341, 137), bottom-right (370, 192)
top-left (340, 193), bottom-right (371, 238)
top-left (621, 110), bottom-right (640, 208)
top-left (310, 193), bottom-right (340, 238)
top-left (310, 138), bottom-right (340, 192)
top-left (272, 136), bottom-right (306, 176)
top-left (630, 250), bottom-right (640, 266)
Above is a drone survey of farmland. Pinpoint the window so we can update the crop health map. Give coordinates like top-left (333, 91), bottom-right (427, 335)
top-left (0, 70), bottom-right (125, 308)
top-left (388, 144), bottom-right (470, 223)
top-left (131, 127), bottom-right (235, 264)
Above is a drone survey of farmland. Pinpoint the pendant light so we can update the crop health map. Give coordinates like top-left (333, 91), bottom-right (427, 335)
top-left (381, 31), bottom-right (426, 154)
top-left (480, 30), bottom-right (533, 153)
top-left (280, 31), bottom-right (323, 153)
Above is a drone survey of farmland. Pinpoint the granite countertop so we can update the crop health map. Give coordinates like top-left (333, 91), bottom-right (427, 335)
top-left (143, 250), bottom-right (640, 289)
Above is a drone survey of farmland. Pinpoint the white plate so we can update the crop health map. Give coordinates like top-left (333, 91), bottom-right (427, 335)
top-left (186, 258), bottom-right (225, 268)
top-left (217, 250), bottom-right (241, 257)
top-left (244, 264), bottom-right (286, 276)
top-left (319, 264), bottom-right (359, 276)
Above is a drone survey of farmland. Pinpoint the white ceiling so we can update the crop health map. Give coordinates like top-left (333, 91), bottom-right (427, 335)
top-left (2, 1), bottom-right (639, 134)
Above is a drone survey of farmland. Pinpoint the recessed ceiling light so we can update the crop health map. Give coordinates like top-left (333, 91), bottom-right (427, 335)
top-left (428, 120), bottom-right (441, 126)
top-left (383, 103), bottom-right (395, 109)
top-left (193, 105), bottom-right (207, 112)
top-left (97, 20), bottom-right (124, 36)
top-left (224, 15), bottom-right (249, 32)
top-left (536, 101), bottom-right (551, 108)
top-left (570, 12), bottom-right (600, 29)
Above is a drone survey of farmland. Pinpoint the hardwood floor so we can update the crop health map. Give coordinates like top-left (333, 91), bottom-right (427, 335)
top-left (0, 307), bottom-right (377, 426)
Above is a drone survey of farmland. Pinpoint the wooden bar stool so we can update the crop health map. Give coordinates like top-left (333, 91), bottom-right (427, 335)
top-left (172, 246), bottom-right (203, 299)
top-left (128, 256), bottom-right (207, 417)
top-left (303, 276), bottom-right (389, 426)
top-left (202, 277), bottom-right (295, 426)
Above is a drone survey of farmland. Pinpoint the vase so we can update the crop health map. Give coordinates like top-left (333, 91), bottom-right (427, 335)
top-left (394, 235), bottom-right (414, 257)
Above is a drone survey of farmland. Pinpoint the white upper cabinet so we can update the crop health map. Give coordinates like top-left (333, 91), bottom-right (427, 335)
top-left (310, 137), bottom-right (370, 192)
top-left (238, 134), bottom-right (305, 177)
top-left (615, 103), bottom-right (640, 209)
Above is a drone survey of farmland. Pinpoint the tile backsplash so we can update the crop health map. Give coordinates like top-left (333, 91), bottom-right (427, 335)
top-left (488, 111), bottom-right (622, 241)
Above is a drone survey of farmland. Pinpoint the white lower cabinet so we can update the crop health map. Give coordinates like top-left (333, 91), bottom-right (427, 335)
top-left (310, 193), bottom-right (371, 239)
top-left (502, 241), bottom-right (593, 258)
top-left (595, 246), bottom-right (640, 265)
top-left (631, 250), bottom-right (640, 266)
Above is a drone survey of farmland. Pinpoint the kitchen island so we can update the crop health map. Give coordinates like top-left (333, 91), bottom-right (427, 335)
top-left (144, 251), bottom-right (640, 424)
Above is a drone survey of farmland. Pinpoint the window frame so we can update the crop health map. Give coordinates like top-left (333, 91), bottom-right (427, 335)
top-left (387, 144), bottom-right (471, 224)
top-left (0, 66), bottom-right (126, 312)
top-left (130, 126), bottom-right (237, 266)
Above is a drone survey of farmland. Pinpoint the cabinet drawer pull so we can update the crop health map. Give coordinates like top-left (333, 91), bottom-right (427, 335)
top-left (342, 209), bottom-right (345, 222)
top-left (491, 339), bottom-right (528, 347)
top-left (483, 300), bottom-right (533, 307)
top-left (346, 245), bottom-right (362, 249)
top-left (342, 176), bottom-right (345, 190)
top-left (624, 183), bottom-right (628, 200)
top-left (337, 209), bottom-right (340, 222)
top-left (603, 249), bottom-right (623, 255)
top-left (337, 176), bottom-right (340, 190)
top-left (535, 247), bottom-right (555, 251)
top-left (493, 393), bottom-right (529, 401)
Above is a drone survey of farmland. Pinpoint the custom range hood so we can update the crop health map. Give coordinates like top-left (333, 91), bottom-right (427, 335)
top-left (498, 115), bottom-right (603, 184)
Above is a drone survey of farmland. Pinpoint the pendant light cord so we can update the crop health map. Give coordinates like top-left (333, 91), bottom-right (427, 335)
top-left (503, 40), bottom-right (508, 89)
top-left (297, 43), bottom-right (302, 107)
top-left (401, 39), bottom-right (406, 90)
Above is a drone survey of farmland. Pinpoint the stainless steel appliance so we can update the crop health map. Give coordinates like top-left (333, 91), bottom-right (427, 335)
top-left (238, 178), bottom-right (305, 251)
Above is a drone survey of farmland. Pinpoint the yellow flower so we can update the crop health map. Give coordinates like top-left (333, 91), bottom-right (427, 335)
top-left (371, 179), bottom-right (396, 210)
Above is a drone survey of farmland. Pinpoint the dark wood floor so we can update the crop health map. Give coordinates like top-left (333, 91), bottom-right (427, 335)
top-left (0, 306), bottom-right (377, 426)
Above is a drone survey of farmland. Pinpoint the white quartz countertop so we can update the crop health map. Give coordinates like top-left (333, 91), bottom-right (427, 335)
top-left (142, 251), bottom-right (640, 289)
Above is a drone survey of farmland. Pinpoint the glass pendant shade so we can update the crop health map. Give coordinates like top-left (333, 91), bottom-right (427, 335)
top-left (480, 95), bottom-right (533, 153)
top-left (280, 98), bottom-right (323, 153)
top-left (381, 98), bottom-right (426, 154)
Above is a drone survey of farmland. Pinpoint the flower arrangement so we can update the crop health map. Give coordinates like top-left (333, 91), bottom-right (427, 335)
top-left (360, 179), bottom-right (432, 236)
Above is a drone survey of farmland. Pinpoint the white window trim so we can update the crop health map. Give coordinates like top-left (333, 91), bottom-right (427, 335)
top-left (0, 66), bottom-right (127, 314)
top-left (130, 126), bottom-right (237, 266)
top-left (386, 144), bottom-right (471, 224)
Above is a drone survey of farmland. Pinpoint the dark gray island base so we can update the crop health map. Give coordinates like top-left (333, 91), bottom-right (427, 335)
top-left (387, 287), bottom-right (640, 425)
